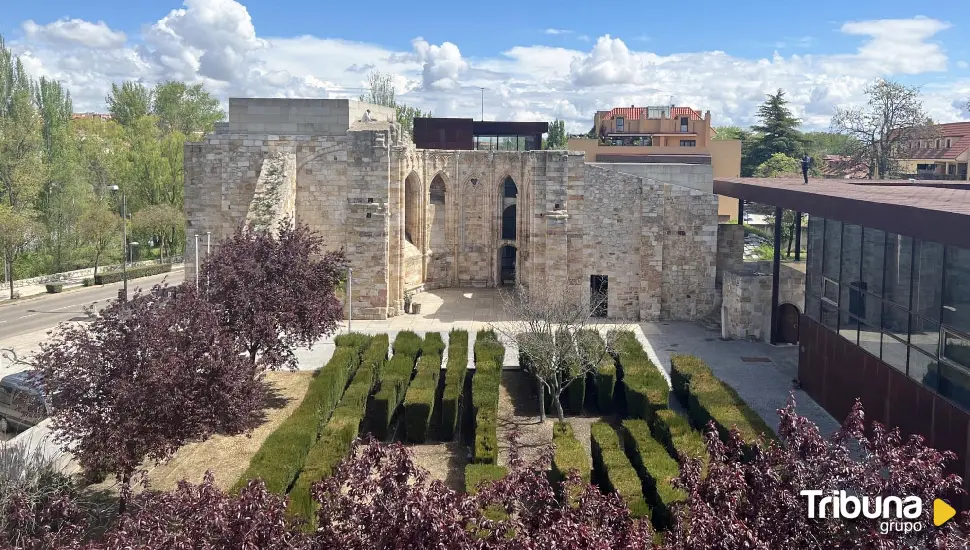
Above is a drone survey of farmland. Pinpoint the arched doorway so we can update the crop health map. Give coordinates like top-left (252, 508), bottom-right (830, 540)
top-left (777, 303), bottom-right (800, 344)
top-left (499, 245), bottom-right (516, 286)
top-left (427, 174), bottom-right (448, 284)
top-left (502, 205), bottom-right (516, 240)
top-left (503, 176), bottom-right (517, 198)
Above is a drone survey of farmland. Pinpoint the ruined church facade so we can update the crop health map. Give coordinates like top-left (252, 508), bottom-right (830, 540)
top-left (184, 98), bottom-right (718, 320)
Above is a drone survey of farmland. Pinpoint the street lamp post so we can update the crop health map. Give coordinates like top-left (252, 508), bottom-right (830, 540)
top-left (347, 267), bottom-right (353, 333)
top-left (194, 234), bottom-right (200, 291)
top-left (205, 232), bottom-right (211, 292)
top-left (109, 185), bottom-right (128, 301)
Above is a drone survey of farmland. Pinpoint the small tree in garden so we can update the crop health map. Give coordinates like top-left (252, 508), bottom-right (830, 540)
top-left (493, 284), bottom-right (615, 420)
top-left (200, 220), bottom-right (346, 370)
top-left (662, 396), bottom-right (970, 549)
top-left (33, 285), bottom-right (264, 514)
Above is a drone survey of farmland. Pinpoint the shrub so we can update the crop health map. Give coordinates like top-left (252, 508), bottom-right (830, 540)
top-left (422, 331), bottom-right (446, 357)
top-left (233, 346), bottom-right (362, 494)
top-left (82, 278), bottom-right (93, 287)
top-left (596, 356), bottom-right (617, 413)
top-left (613, 331), bottom-right (668, 422)
top-left (289, 363), bottom-right (376, 519)
top-left (403, 342), bottom-right (442, 443)
top-left (45, 283), bottom-right (63, 293)
top-left (562, 333), bottom-right (585, 415)
top-left (670, 354), bottom-right (775, 444)
top-left (464, 463), bottom-right (507, 494)
top-left (333, 332), bottom-right (372, 350)
top-left (621, 419), bottom-right (686, 530)
top-left (439, 330), bottom-right (468, 441)
top-left (550, 421), bottom-right (590, 488)
top-left (392, 330), bottom-right (423, 359)
top-left (590, 421), bottom-right (650, 518)
top-left (651, 408), bottom-right (708, 472)
top-left (366, 332), bottom-right (422, 439)
top-left (93, 263), bottom-right (172, 285)
top-left (472, 330), bottom-right (504, 464)
top-left (669, 353), bottom-right (709, 406)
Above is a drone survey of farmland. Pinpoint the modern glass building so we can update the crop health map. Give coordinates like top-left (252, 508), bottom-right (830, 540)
top-left (714, 177), bottom-right (970, 490)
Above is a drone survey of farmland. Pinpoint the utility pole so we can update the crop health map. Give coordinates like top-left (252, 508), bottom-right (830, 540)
top-left (206, 232), bottom-right (211, 292)
top-left (347, 267), bottom-right (353, 333)
top-left (194, 234), bottom-right (200, 291)
top-left (109, 185), bottom-right (128, 301)
top-left (480, 88), bottom-right (484, 121)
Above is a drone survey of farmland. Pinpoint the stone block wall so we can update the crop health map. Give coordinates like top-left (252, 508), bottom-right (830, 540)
top-left (245, 151), bottom-right (296, 233)
top-left (226, 98), bottom-right (395, 136)
top-left (660, 181), bottom-right (718, 321)
top-left (722, 260), bottom-right (806, 340)
top-left (716, 223), bottom-right (745, 286)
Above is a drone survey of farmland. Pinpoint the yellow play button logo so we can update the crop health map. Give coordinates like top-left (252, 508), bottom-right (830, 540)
top-left (934, 499), bottom-right (956, 526)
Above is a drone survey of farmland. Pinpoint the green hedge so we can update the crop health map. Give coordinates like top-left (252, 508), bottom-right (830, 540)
top-left (367, 333), bottom-right (423, 440)
top-left (472, 330), bottom-right (504, 464)
top-left (613, 331), bottom-right (669, 422)
top-left (670, 354), bottom-right (774, 444)
top-left (465, 463), bottom-right (507, 494)
top-left (669, 353), bottom-right (708, 406)
top-left (440, 330), bottom-right (468, 441)
top-left (403, 334), bottom-right (443, 443)
top-left (289, 362), bottom-right (377, 519)
top-left (551, 421), bottom-right (590, 487)
top-left (334, 332), bottom-right (372, 350)
top-left (233, 345), bottom-right (363, 494)
top-left (577, 330), bottom-right (613, 413)
top-left (590, 421), bottom-right (650, 519)
top-left (622, 419), bottom-right (687, 530)
top-left (561, 331), bottom-right (585, 415)
top-left (650, 408), bottom-right (708, 472)
top-left (392, 330), bottom-right (423, 359)
top-left (93, 263), bottom-right (172, 285)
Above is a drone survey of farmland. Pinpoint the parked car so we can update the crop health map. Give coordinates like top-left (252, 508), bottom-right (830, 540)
top-left (0, 370), bottom-right (48, 433)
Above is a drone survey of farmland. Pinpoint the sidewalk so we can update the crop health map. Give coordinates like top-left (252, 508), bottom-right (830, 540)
top-left (0, 263), bottom-right (185, 303)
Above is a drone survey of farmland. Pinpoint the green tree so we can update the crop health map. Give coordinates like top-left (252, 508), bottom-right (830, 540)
top-left (359, 71), bottom-right (429, 138)
top-left (151, 81), bottom-right (224, 136)
top-left (832, 79), bottom-right (935, 179)
top-left (124, 115), bottom-right (167, 211)
top-left (79, 202), bottom-right (120, 277)
top-left (71, 117), bottom-right (127, 199)
top-left (106, 81), bottom-right (152, 129)
top-left (131, 203), bottom-right (183, 260)
top-left (0, 38), bottom-right (43, 209)
top-left (749, 89), bottom-right (803, 168)
top-left (713, 125), bottom-right (746, 140)
top-left (0, 205), bottom-right (38, 298)
top-left (395, 104), bottom-right (430, 139)
top-left (545, 119), bottom-right (567, 150)
top-left (754, 153), bottom-right (801, 177)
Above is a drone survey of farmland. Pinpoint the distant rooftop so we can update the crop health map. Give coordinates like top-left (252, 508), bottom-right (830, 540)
top-left (599, 106), bottom-right (704, 121)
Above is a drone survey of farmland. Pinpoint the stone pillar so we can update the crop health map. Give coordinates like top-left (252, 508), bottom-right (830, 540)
top-left (639, 179), bottom-right (663, 321)
top-left (716, 224), bottom-right (745, 286)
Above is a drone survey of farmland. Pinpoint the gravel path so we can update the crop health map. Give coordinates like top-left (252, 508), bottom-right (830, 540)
top-left (496, 369), bottom-right (553, 468)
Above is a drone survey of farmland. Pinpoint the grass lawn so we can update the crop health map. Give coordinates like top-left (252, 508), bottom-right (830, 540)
top-left (144, 370), bottom-right (314, 492)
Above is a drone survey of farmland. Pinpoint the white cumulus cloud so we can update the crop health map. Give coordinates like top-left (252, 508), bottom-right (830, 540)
top-left (21, 18), bottom-right (127, 49)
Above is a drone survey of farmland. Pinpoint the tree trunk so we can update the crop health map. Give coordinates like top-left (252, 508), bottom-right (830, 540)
top-left (538, 381), bottom-right (546, 422)
top-left (93, 249), bottom-right (101, 277)
top-left (552, 394), bottom-right (565, 422)
top-left (119, 470), bottom-right (131, 515)
top-left (6, 258), bottom-right (12, 300)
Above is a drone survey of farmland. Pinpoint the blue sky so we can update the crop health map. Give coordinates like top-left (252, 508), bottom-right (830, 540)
top-left (1, 0), bottom-right (968, 131)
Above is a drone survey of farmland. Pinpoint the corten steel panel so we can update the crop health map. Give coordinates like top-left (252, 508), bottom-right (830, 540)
top-left (472, 121), bottom-right (549, 136)
top-left (713, 178), bottom-right (970, 250)
top-left (413, 118), bottom-right (474, 150)
top-left (798, 315), bottom-right (970, 505)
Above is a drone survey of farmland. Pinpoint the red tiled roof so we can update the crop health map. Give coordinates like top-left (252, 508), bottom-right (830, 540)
top-left (899, 122), bottom-right (970, 160)
top-left (601, 107), bottom-right (703, 121)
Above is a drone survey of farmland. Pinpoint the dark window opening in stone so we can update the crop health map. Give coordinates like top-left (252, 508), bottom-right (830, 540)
top-left (502, 205), bottom-right (517, 240)
top-left (591, 275), bottom-right (608, 317)
top-left (404, 173), bottom-right (420, 246)
top-left (500, 245), bottom-right (517, 286)
top-left (430, 175), bottom-right (446, 204)
top-left (504, 176), bottom-right (518, 198)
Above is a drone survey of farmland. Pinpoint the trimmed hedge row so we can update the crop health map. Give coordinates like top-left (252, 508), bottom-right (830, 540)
top-left (613, 331), bottom-right (669, 422)
top-left (670, 354), bottom-right (774, 444)
top-left (472, 330), bottom-right (504, 464)
top-left (440, 330), bottom-right (468, 441)
top-left (233, 342), bottom-right (365, 494)
top-left (621, 419), bottom-right (687, 530)
top-left (465, 463), bottom-right (507, 495)
top-left (367, 331), bottom-right (423, 439)
top-left (403, 332), bottom-right (444, 443)
top-left (550, 421), bottom-right (590, 486)
top-left (334, 332), bottom-right (372, 350)
top-left (93, 263), bottom-right (172, 285)
top-left (577, 330), bottom-right (615, 413)
top-left (562, 331), bottom-right (585, 415)
top-left (289, 359), bottom-right (379, 519)
top-left (650, 408), bottom-right (708, 472)
top-left (590, 421), bottom-right (650, 518)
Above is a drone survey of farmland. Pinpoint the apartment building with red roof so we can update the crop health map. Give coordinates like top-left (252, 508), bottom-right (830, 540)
top-left (898, 122), bottom-right (970, 180)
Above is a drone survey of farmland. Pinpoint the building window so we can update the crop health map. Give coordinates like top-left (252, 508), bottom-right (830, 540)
top-left (946, 138), bottom-right (952, 148)
top-left (616, 117), bottom-right (624, 132)
top-left (680, 140), bottom-right (696, 147)
top-left (680, 117), bottom-right (689, 132)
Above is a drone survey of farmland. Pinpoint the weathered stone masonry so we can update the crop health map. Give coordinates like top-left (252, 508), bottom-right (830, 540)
top-left (184, 98), bottom-right (718, 321)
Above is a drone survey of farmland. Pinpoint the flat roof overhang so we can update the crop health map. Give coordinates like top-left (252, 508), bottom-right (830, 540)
top-left (606, 132), bottom-right (698, 137)
top-left (715, 177), bottom-right (970, 249)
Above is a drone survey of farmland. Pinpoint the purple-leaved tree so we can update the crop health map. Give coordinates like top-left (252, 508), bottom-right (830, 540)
top-left (662, 396), bottom-right (970, 549)
top-left (200, 220), bottom-right (346, 370)
top-left (33, 285), bottom-right (265, 514)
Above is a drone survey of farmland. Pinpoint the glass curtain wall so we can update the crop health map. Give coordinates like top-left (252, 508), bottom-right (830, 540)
top-left (805, 215), bottom-right (970, 410)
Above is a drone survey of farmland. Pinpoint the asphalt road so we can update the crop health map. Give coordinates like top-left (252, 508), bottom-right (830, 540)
top-left (0, 269), bottom-right (186, 342)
